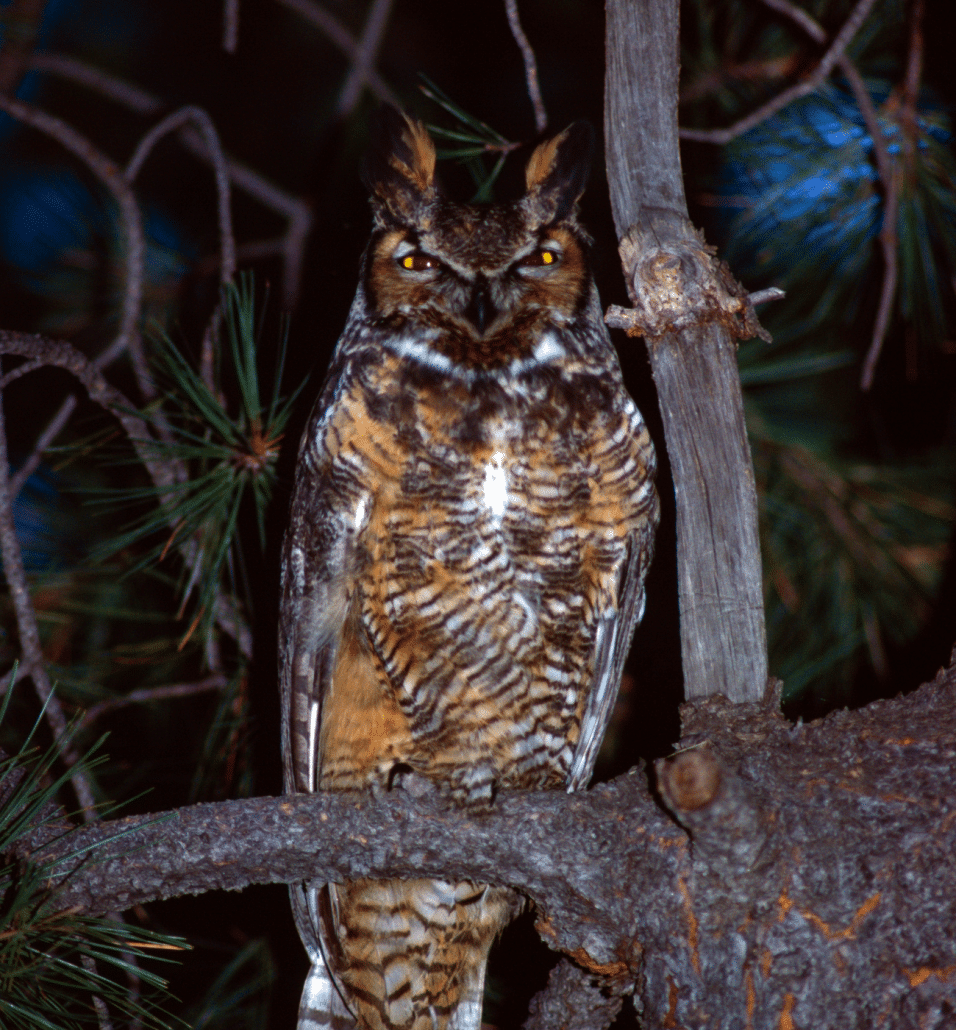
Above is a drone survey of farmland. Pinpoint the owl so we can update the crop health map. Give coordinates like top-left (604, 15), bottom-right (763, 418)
top-left (279, 108), bottom-right (659, 1030)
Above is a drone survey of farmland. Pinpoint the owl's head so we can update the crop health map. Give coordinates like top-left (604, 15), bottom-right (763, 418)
top-left (360, 108), bottom-right (597, 374)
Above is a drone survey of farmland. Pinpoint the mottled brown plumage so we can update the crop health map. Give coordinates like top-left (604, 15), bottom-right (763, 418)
top-left (280, 109), bottom-right (658, 1030)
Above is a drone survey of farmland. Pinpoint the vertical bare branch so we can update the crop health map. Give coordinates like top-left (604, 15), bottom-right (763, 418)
top-left (336, 0), bottom-right (394, 118)
top-left (0, 381), bottom-right (96, 815)
top-left (504, 0), bottom-right (547, 134)
top-left (859, 0), bottom-right (923, 390)
top-left (223, 0), bottom-right (240, 53)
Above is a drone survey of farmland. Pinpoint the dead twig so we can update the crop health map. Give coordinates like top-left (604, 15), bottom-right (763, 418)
top-left (0, 331), bottom-right (252, 661)
top-left (753, 0), bottom-right (903, 391)
top-left (860, 0), bottom-right (922, 390)
top-left (0, 380), bottom-right (96, 816)
top-left (336, 0), bottom-right (395, 118)
top-left (0, 94), bottom-right (149, 396)
top-left (679, 0), bottom-right (880, 145)
top-left (276, 0), bottom-right (400, 109)
top-left (29, 51), bottom-right (312, 309)
top-left (223, 0), bottom-right (240, 53)
top-left (126, 105), bottom-right (237, 389)
top-left (79, 676), bottom-right (229, 731)
top-left (126, 105), bottom-right (236, 288)
top-left (504, 0), bottom-right (547, 134)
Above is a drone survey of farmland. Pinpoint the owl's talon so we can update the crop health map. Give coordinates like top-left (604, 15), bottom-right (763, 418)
top-left (388, 763), bottom-right (437, 800)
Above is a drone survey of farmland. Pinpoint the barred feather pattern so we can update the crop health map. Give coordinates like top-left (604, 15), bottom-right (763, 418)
top-left (279, 112), bottom-right (658, 1030)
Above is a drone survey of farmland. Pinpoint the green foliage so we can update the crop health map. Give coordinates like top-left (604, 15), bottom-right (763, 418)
top-left (0, 688), bottom-right (187, 1029)
top-left (93, 275), bottom-right (298, 652)
top-left (184, 940), bottom-right (275, 1030)
top-left (419, 77), bottom-right (517, 201)
top-left (679, 0), bottom-right (956, 703)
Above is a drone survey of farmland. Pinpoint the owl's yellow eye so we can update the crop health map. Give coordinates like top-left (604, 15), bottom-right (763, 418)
top-left (520, 248), bottom-right (559, 269)
top-left (399, 252), bottom-right (439, 272)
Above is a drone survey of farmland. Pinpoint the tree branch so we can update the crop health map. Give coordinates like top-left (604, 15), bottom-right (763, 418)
top-left (28, 51), bottom-right (313, 310)
top-left (21, 661), bottom-right (956, 1028)
top-left (504, 0), bottom-right (547, 133)
top-left (0, 94), bottom-right (148, 394)
top-left (679, 0), bottom-right (880, 145)
top-left (605, 0), bottom-right (768, 702)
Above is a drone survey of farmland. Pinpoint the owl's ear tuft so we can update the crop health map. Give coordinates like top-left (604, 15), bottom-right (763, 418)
top-left (524, 122), bottom-right (593, 222)
top-left (363, 107), bottom-right (438, 220)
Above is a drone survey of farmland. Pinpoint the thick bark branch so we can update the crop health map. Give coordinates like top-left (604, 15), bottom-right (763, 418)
top-left (22, 659), bottom-right (956, 1027)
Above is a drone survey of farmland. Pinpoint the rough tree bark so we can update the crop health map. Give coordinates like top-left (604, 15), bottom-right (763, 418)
top-left (604, 0), bottom-right (768, 703)
top-left (22, 656), bottom-right (956, 1028)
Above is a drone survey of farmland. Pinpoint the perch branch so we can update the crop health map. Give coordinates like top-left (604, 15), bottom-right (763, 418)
top-left (16, 663), bottom-right (956, 1029)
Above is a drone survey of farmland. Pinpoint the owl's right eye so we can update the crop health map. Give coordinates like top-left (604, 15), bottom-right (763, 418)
top-left (397, 252), bottom-right (440, 272)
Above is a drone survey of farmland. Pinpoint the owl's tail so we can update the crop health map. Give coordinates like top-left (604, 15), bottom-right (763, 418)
top-left (296, 956), bottom-right (356, 1030)
top-left (290, 882), bottom-right (357, 1030)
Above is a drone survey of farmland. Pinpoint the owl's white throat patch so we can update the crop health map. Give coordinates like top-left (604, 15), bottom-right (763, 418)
top-left (532, 331), bottom-right (566, 363)
top-left (482, 451), bottom-right (508, 520)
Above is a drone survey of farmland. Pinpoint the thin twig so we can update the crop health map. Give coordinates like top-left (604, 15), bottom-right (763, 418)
top-left (126, 106), bottom-right (236, 287)
top-left (8, 395), bottom-right (77, 500)
top-left (29, 51), bottom-right (312, 309)
top-left (30, 51), bottom-right (162, 113)
top-left (759, 0), bottom-right (826, 44)
top-left (680, 0), bottom-right (880, 144)
top-left (748, 286), bottom-right (786, 305)
top-left (0, 379), bottom-right (97, 817)
top-left (126, 105), bottom-right (236, 392)
top-left (0, 331), bottom-right (253, 660)
top-left (223, 0), bottom-right (240, 53)
top-left (844, 61), bottom-right (897, 392)
top-left (0, 94), bottom-right (151, 396)
top-left (504, 0), bottom-right (547, 134)
top-left (79, 676), bottom-right (228, 731)
top-left (728, 0), bottom-right (903, 391)
top-left (276, 0), bottom-right (401, 109)
top-left (858, 0), bottom-right (922, 391)
top-left (337, 0), bottom-right (394, 118)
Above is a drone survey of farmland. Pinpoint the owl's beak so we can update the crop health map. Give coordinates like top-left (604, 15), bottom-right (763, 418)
top-left (463, 277), bottom-right (496, 335)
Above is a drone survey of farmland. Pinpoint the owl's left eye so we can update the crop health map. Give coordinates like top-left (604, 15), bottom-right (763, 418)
top-left (518, 248), bottom-right (560, 269)
top-left (397, 252), bottom-right (440, 272)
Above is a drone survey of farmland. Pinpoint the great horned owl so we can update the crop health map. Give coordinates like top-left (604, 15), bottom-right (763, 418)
top-left (279, 108), bottom-right (659, 1030)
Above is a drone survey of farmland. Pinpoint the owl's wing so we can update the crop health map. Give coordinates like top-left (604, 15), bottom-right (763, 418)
top-left (566, 533), bottom-right (650, 792)
top-left (279, 422), bottom-right (360, 1029)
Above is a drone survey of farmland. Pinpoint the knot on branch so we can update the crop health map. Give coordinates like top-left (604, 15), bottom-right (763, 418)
top-left (605, 217), bottom-right (773, 343)
top-left (656, 744), bottom-right (770, 877)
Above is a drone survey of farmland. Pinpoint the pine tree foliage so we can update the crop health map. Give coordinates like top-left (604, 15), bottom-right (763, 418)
top-left (681, 0), bottom-right (956, 702)
top-left (0, 687), bottom-right (187, 1028)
